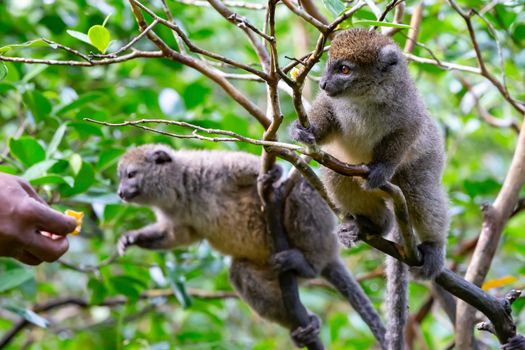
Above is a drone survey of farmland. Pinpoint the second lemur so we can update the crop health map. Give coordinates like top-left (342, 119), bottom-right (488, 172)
top-left (290, 29), bottom-right (449, 348)
top-left (116, 144), bottom-right (387, 349)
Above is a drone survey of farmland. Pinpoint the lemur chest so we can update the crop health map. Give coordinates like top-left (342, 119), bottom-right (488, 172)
top-left (323, 105), bottom-right (386, 164)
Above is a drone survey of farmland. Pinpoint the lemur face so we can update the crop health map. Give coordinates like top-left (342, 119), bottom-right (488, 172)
top-left (117, 145), bottom-right (173, 204)
top-left (320, 44), bottom-right (402, 99)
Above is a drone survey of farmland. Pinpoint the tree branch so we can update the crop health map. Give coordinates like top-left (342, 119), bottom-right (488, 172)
top-left (0, 289), bottom-right (237, 349)
top-left (447, 0), bottom-right (525, 115)
top-left (456, 115), bottom-right (525, 348)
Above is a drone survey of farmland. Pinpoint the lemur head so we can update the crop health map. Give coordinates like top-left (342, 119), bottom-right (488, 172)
top-left (321, 29), bottom-right (406, 98)
top-left (118, 144), bottom-right (175, 205)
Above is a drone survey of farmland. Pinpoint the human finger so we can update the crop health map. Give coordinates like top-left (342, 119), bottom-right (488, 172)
top-left (23, 199), bottom-right (77, 235)
top-left (16, 251), bottom-right (44, 266)
top-left (24, 231), bottom-right (69, 262)
top-left (17, 177), bottom-right (47, 205)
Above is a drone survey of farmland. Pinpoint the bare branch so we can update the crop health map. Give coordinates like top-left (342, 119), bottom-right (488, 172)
top-left (130, 0), bottom-right (270, 80)
top-left (457, 75), bottom-right (520, 133)
top-left (282, 0), bottom-right (328, 34)
top-left (207, 0), bottom-right (271, 72)
top-left (447, 0), bottom-right (525, 114)
top-left (58, 252), bottom-right (119, 273)
top-left (0, 289), bottom-right (237, 349)
top-left (175, 0), bottom-right (267, 10)
top-left (128, 0), bottom-right (270, 127)
top-left (405, 53), bottom-right (481, 74)
top-left (0, 50), bottom-right (164, 66)
top-left (41, 38), bottom-right (92, 62)
top-left (456, 116), bottom-right (525, 348)
top-left (403, 2), bottom-right (423, 53)
top-left (384, 2), bottom-right (405, 36)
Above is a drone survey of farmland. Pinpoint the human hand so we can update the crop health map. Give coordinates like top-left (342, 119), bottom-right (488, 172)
top-left (0, 173), bottom-right (77, 265)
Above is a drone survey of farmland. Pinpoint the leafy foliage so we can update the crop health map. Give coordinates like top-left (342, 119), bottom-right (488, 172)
top-left (0, 0), bottom-right (524, 349)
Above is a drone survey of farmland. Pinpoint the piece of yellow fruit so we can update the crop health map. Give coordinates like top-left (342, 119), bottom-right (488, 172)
top-left (482, 275), bottom-right (518, 291)
top-left (65, 209), bottom-right (84, 235)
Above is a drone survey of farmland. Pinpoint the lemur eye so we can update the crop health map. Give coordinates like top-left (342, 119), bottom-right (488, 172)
top-left (128, 171), bottom-right (137, 179)
top-left (340, 65), bottom-right (351, 75)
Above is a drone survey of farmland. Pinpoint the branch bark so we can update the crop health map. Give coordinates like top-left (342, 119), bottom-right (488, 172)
top-left (455, 115), bottom-right (525, 349)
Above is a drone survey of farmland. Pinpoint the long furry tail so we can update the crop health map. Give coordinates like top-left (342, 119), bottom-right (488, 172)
top-left (322, 260), bottom-right (387, 350)
top-left (385, 255), bottom-right (408, 350)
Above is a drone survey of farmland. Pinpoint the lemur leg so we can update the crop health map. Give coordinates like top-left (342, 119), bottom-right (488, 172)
top-left (118, 224), bottom-right (195, 256)
top-left (229, 259), bottom-right (320, 348)
top-left (394, 170), bottom-right (449, 279)
top-left (269, 249), bottom-right (318, 278)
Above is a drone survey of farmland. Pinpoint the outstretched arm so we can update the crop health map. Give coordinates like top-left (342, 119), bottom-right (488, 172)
top-left (118, 223), bottom-right (197, 255)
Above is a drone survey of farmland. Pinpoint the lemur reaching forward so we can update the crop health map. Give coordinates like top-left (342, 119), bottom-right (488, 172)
top-left (117, 144), bottom-right (387, 349)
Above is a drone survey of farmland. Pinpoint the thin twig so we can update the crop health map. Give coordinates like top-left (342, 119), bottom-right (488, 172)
top-left (41, 38), bottom-right (92, 62)
top-left (0, 50), bottom-right (164, 66)
top-left (175, 0), bottom-right (267, 10)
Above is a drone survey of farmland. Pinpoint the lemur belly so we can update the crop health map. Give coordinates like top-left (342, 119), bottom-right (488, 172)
top-left (322, 137), bottom-right (373, 165)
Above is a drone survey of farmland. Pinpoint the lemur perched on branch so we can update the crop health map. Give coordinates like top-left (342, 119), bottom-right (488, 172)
top-left (116, 144), bottom-right (387, 349)
top-left (290, 29), bottom-right (449, 349)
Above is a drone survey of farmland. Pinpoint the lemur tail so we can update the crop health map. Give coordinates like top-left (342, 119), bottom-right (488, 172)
top-left (322, 260), bottom-right (388, 350)
top-left (385, 255), bottom-right (408, 350)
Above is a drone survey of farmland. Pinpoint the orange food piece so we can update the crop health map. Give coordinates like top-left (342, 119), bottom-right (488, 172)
top-left (65, 209), bottom-right (84, 235)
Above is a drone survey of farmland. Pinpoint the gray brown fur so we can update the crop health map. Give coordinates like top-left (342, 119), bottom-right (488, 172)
top-left (117, 144), bottom-right (387, 349)
top-left (290, 29), bottom-right (449, 349)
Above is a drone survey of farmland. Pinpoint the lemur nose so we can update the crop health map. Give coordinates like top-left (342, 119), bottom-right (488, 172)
top-left (118, 190), bottom-right (123, 198)
top-left (320, 80), bottom-right (327, 90)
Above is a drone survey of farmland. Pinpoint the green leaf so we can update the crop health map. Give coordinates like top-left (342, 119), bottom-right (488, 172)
top-left (4, 305), bottom-right (49, 328)
top-left (0, 39), bottom-right (47, 55)
top-left (0, 82), bottom-right (16, 93)
top-left (0, 63), bottom-right (7, 81)
top-left (69, 153), bottom-right (82, 175)
top-left (88, 25), bottom-right (110, 53)
top-left (23, 160), bottom-right (58, 180)
top-left (166, 261), bottom-right (192, 308)
top-left (88, 277), bottom-right (108, 304)
top-left (55, 92), bottom-right (103, 116)
top-left (46, 123), bottom-right (68, 158)
top-left (323, 0), bottom-right (345, 16)
top-left (61, 161), bottom-right (95, 196)
top-left (109, 275), bottom-right (146, 301)
top-left (29, 174), bottom-right (74, 187)
top-left (23, 91), bottom-right (52, 121)
top-left (66, 30), bottom-right (91, 45)
top-left (0, 269), bottom-right (34, 293)
top-left (352, 20), bottom-right (411, 29)
top-left (9, 137), bottom-right (46, 167)
top-left (22, 65), bottom-right (49, 84)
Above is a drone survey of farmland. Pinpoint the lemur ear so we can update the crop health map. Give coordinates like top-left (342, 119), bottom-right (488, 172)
top-left (149, 149), bottom-right (172, 164)
top-left (378, 44), bottom-right (400, 71)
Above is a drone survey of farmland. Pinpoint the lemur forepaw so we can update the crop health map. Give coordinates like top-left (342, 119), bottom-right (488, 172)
top-left (117, 233), bottom-right (136, 256)
top-left (289, 120), bottom-right (317, 145)
top-left (257, 165), bottom-right (283, 186)
top-left (409, 241), bottom-right (445, 280)
top-left (336, 221), bottom-right (360, 247)
top-left (291, 314), bottom-right (321, 348)
top-left (365, 162), bottom-right (394, 189)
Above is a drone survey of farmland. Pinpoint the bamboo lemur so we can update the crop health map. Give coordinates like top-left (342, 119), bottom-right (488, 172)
top-left (116, 144), bottom-right (387, 349)
top-left (290, 29), bottom-right (449, 349)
